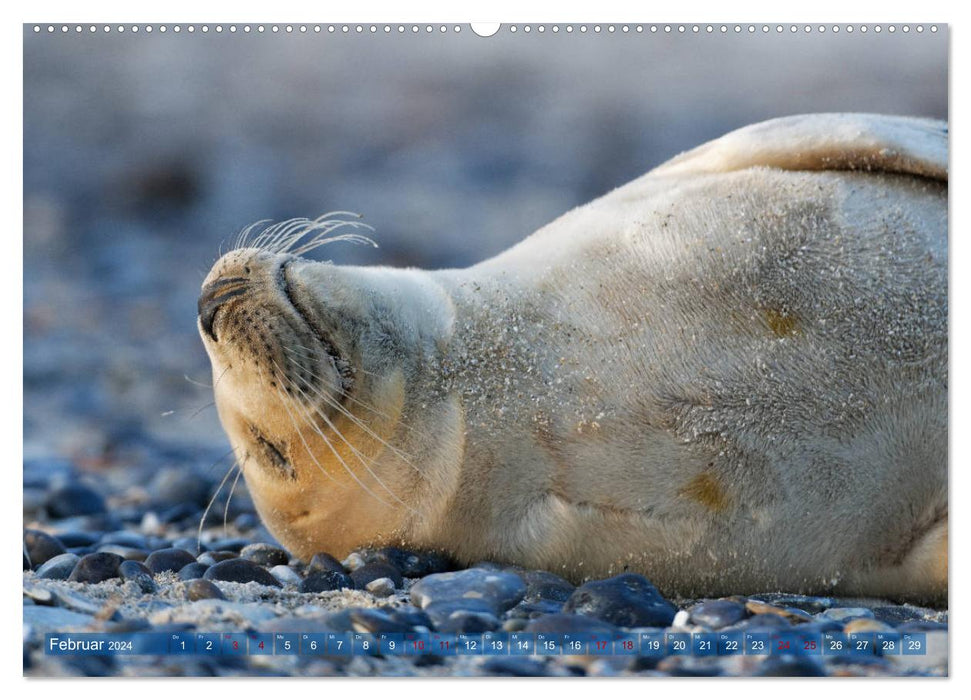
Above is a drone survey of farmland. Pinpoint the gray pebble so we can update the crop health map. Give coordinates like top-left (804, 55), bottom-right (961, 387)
top-left (68, 552), bottom-right (122, 583)
top-left (186, 579), bottom-right (225, 601)
top-left (365, 577), bottom-right (395, 597)
top-left (144, 548), bottom-right (197, 574)
top-left (363, 546), bottom-right (455, 577)
top-left (23, 529), bottom-right (66, 568)
top-left (118, 560), bottom-right (157, 593)
top-left (178, 562), bottom-right (210, 581)
top-left (524, 613), bottom-right (619, 636)
top-left (204, 558), bottom-right (281, 587)
top-left (240, 543), bottom-right (289, 567)
top-left (300, 570), bottom-right (353, 593)
top-left (269, 565), bottom-right (303, 586)
top-left (342, 552), bottom-right (367, 571)
top-left (522, 570), bottom-right (575, 603)
top-left (170, 537), bottom-right (205, 554)
top-left (307, 552), bottom-right (346, 574)
top-left (562, 573), bottom-right (676, 628)
top-left (206, 537), bottom-right (250, 552)
top-left (435, 610), bottom-right (502, 634)
top-left (98, 531), bottom-right (149, 549)
top-left (688, 599), bottom-right (748, 629)
top-left (348, 608), bottom-right (412, 634)
top-left (35, 553), bottom-right (80, 580)
top-left (350, 562), bottom-right (403, 589)
top-left (52, 530), bottom-right (100, 548)
top-left (411, 568), bottom-right (527, 616)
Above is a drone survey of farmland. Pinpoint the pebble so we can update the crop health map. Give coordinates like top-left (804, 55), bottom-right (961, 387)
top-left (843, 618), bottom-right (895, 634)
top-left (363, 546), bottom-right (455, 577)
top-left (54, 530), bottom-right (101, 548)
top-left (300, 570), bottom-right (354, 593)
top-left (149, 467), bottom-right (212, 507)
top-left (197, 551), bottom-right (238, 567)
top-left (68, 552), bottom-right (123, 583)
top-left (186, 579), bottom-right (226, 601)
top-left (35, 552), bottom-right (80, 580)
top-left (342, 552), bottom-right (367, 571)
top-left (745, 600), bottom-right (813, 624)
top-left (240, 543), bottom-right (289, 568)
top-left (307, 552), bottom-right (346, 574)
top-left (562, 573), bottom-right (676, 628)
top-left (178, 563), bottom-right (210, 581)
top-left (365, 577), bottom-right (395, 597)
top-left (410, 568), bottom-right (527, 617)
top-left (23, 529), bottom-right (67, 568)
top-left (269, 565), bottom-right (303, 586)
top-left (743, 613), bottom-right (794, 629)
top-left (206, 537), bottom-right (250, 553)
top-left (204, 558), bottom-right (282, 587)
top-left (521, 570), bottom-right (575, 603)
top-left (144, 548), bottom-right (197, 574)
top-left (350, 562), bottom-right (403, 590)
top-left (118, 560), bottom-right (158, 593)
top-left (46, 482), bottom-right (106, 518)
top-left (819, 607), bottom-right (875, 622)
top-left (525, 613), bottom-right (620, 636)
top-left (689, 599), bottom-right (748, 629)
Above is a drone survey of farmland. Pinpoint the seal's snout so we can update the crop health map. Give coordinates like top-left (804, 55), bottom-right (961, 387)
top-left (198, 276), bottom-right (248, 342)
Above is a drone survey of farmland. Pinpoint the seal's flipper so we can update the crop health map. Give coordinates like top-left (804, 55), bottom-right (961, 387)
top-left (651, 113), bottom-right (947, 182)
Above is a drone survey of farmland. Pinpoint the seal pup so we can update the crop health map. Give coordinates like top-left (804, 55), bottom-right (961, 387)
top-left (198, 114), bottom-right (947, 603)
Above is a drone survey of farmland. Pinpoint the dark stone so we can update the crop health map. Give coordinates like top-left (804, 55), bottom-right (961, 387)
top-left (689, 599), bottom-right (748, 629)
top-left (522, 570), bottom-right (575, 603)
top-left (744, 613), bottom-right (793, 630)
top-left (384, 606), bottom-right (433, 631)
top-left (300, 570), bottom-right (353, 593)
top-left (144, 548), bottom-right (197, 574)
top-left (68, 552), bottom-right (123, 583)
top-left (46, 483), bottom-right (106, 518)
top-left (306, 552), bottom-right (346, 574)
top-left (562, 573), bottom-right (676, 628)
top-left (118, 560), bottom-right (157, 593)
top-left (410, 568), bottom-right (527, 616)
top-left (241, 543), bottom-right (289, 568)
top-left (363, 547), bottom-right (456, 577)
top-left (149, 467), bottom-right (212, 507)
top-left (481, 657), bottom-right (550, 677)
top-left (187, 579), bottom-right (226, 601)
top-left (24, 530), bottom-right (66, 568)
top-left (197, 551), bottom-right (238, 567)
top-left (524, 613), bottom-right (620, 636)
top-left (423, 600), bottom-right (498, 630)
top-left (178, 562), bottom-right (210, 581)
top-left (204, 558), bottom-right (281, 587)
top-left (158, 503), bottom-right (199, 524)
top-left (350, 562), bottom-right (404, 590)
top-left (35, 553), bottom-right (80, 580)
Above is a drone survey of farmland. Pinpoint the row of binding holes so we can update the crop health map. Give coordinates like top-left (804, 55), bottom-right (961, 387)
top-left (33, 24), bottom-right (940, 34)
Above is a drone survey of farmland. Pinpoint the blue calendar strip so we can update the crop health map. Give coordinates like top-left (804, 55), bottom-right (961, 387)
top-left (44, 631), bottom-right (929, 657)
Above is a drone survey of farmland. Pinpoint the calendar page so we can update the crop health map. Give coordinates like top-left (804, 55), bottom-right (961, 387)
top-left (22, 19), bottom-right (948, 679)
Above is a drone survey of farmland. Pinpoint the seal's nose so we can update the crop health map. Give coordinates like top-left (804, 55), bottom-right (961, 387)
top-left (198, 276), bottom-right (248, 342)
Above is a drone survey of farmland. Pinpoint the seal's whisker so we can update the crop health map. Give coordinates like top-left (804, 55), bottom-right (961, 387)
top-left (184, 373), bottom-right (214, 389)
top-left (223, 467), bottom-right (243, 535)
top-left (198, 458), bottom-right (242, 551)
top-left (272, 358), bottom-right (412, 511)
top-left (281, 347), bottom-right (425, 472)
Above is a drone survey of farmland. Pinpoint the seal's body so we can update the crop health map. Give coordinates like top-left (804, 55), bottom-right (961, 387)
top-left (199, 114), bottom-right (947, 602)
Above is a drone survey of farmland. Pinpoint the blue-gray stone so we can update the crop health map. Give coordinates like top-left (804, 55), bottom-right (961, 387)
top-left (35, 552), bottom-right (80, 580)
top-left (562, 573), bottom-right (676, 628)
top-left (178, 562), bottom-right (210, 581)
top-left (410, 568), bottom-right (527, 616)
top-left (145, 548), bottom-right (197, 574)
top-left (46, 483), bottom-right (106, 518)
top-left (307, 552), bottom-right (345, 574)
top-left (186, 579), bottom-right (225, 601)
top-left (688, 599), bottom-right (748, 629)
top-left (240, 543), bottom-right (289, 568)
top-left (299, 570), bottom-right (353, 593)
top-left (204, 558), bottom-right (281, 587)
top-left (68, 552), bottom-right (122, 583)
top-left (350, 562), bottom-right (403, 590)
top-left (119, 560), bottom-right (157, 593)
top-left (24, 529), bottom-right (66, 568)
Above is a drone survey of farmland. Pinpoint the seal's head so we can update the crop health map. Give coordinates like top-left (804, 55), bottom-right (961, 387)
top-left (197, 222), bottom-right (458, 559)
